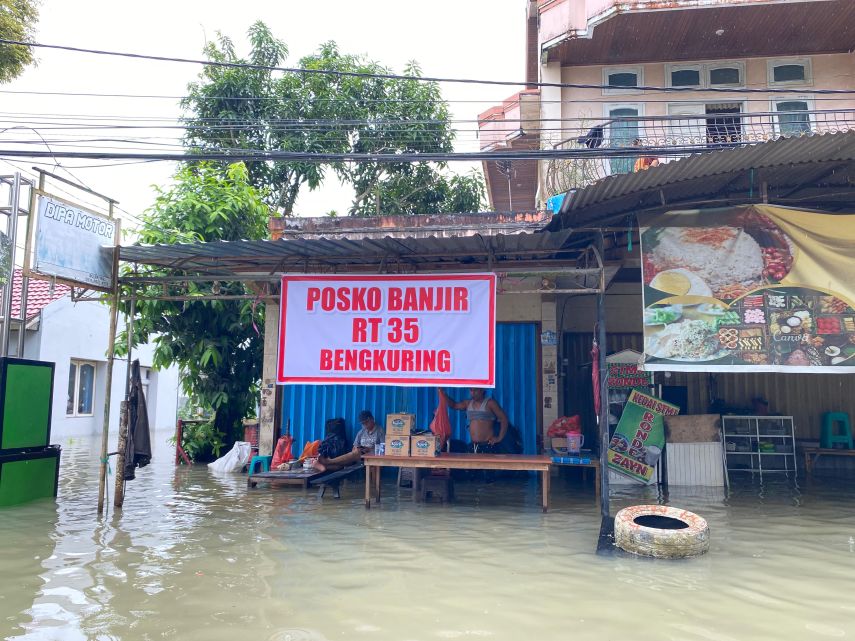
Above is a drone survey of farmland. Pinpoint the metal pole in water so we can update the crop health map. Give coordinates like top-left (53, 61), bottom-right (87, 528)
top-left (114, 296), bottom-right (135, 509)
top-left (97, 215), bottom-right (121, 514)
top-left (596, 232), bottom-right (610, 520)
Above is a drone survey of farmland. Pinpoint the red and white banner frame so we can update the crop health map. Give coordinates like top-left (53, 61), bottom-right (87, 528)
top-left (277, 273), bottom-right (496, 387)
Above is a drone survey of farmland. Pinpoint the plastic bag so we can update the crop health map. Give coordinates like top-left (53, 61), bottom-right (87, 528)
top-left (208, 441), bottom-right (252, 474)
top-left (271, 434), bottom-right (294, 469)
top-left (430, 389), bottom-right (452, 447)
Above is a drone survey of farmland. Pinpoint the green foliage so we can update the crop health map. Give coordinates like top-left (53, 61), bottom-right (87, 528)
top-left (0, 0), bottom-right (39, 83)
top-left (171, 420), bottom-right (225, 463)
top-left (181, 21), bottom-right (485, 216)
top-left (120, 162), bottom-right (268, 445)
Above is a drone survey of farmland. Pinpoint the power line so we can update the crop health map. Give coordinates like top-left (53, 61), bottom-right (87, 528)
top-left (5, 37), bottom-right (855, 95)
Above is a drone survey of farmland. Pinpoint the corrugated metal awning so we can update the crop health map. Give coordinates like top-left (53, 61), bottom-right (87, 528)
top-left (119, 228), bottom-right (581, 275)
top-left (551, 131), bottom-right (855, 230)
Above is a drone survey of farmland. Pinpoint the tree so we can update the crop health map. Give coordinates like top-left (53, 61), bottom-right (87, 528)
top-left (182, 21), bottom-right (485, 216)
top-left (0, 0), bottom-right (39, 84)
top-left (121, 162), bottom-right (268, 451)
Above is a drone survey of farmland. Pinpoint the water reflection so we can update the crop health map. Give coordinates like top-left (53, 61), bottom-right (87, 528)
top-left (0, 434), bottom-right (854, 640)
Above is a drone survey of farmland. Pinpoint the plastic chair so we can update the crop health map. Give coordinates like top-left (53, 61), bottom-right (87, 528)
top-left (248, 455), bottom-right (272, 475)
top-left (820, 413), bottom-right (853, 449)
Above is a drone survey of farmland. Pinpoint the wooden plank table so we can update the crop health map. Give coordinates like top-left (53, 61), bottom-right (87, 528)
top-left (803, 447), bottom-right (855, 475)
top-left (363, 453), bottom-right (553, 512)
top-left (550, 456), bottom-right (600, 500)
top-left (247, 468), bottom-right (326, 489)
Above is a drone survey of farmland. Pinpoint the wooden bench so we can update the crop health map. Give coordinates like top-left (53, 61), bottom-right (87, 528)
top-left (803, 447), bottom-right (855, 475)
top-left (363, 453), bottom-right (553, 512)
top-left (246, 468), bottom-right (326, 489)
top-left (310, 464), bottom-right (365, 499)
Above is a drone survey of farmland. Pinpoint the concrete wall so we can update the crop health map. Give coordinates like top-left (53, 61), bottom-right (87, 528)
top-left (18, 296), bottom-right (180, 440)
top-left (556, 52), bottom-right (855, 142)
top-left (559, 282), bottom-right (643, 334)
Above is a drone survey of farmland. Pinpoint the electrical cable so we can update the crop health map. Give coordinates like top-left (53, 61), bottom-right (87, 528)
top-left (5, 37), bottom-right (855, 95)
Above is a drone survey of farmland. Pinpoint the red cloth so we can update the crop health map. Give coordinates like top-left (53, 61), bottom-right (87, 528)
top-left (271, 435), bottom-right (294, 469)
top-left (430, 389), bottom-right (452, 446)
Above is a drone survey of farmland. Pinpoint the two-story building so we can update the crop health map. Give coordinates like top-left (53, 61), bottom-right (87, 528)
top-left (479, 0), bottom-right (855, 210)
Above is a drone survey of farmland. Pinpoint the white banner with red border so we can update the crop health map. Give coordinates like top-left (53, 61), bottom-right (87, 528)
top-left (277, 274), bottom-right (496, 386)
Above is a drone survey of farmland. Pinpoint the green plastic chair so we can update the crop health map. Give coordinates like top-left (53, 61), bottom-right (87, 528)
top-left (820, 413), bottom-right (853, 449)
top-left (248, 455), bottom-right (272, 475)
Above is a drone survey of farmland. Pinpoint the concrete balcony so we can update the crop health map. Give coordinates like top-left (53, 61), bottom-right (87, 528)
top-left (538, 0), bottom-right (855, 65)
top-left (478, 90), bottom-right (542, 151)
top-left (543, 107), bottom-right (855, 196)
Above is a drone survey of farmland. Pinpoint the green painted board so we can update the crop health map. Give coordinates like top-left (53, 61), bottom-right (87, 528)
top-left (0, 452), bottom-right (59, 506)
top-left (0, 359), bottom-right (55, 451)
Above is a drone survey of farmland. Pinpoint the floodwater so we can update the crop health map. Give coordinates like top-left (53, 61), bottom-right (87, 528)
top-left (2, 435), bottom-right (855, 641)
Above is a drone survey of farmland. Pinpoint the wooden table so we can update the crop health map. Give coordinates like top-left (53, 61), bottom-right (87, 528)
top-left (803, 446), bottom-right (855, 475)
top-left (362, 453), bottom-right (553, 512)
top-left (550, 456), bottom-right (600, 501)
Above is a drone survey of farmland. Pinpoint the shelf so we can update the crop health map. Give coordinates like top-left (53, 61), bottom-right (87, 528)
top-left (724, 433), bottom-right (791, 438)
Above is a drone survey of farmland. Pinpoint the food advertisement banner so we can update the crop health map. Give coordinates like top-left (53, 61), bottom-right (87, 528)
top-left (607, 389), bottom-right (680, 484)
top-left (640, 205), bottom-right (855, 372)
top-left (277, 274), bottom-right (495, 386)
top-left (607, 363), bottom-right (653, 389)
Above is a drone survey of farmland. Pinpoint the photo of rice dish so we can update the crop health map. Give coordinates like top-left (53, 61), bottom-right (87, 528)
top-left (646, 319), bottom-right (724, 361)
top-left (647, 227), bottom-right (764, 292)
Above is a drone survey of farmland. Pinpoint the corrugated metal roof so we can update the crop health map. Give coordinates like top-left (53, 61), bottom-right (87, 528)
top-left (552, 131), bottom-right (855, 229)
top-left (119, 228), bottom-right (578, 274)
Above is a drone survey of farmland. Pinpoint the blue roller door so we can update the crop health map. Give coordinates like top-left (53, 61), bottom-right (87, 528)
top-left (280, 322), bottom-right (539, 453)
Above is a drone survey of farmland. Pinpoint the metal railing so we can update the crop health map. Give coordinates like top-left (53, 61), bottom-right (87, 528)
top-left (542, 108), bottom-right (855, 194)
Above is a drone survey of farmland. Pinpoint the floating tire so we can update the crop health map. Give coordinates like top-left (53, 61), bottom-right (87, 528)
top-left (614, 505), bottom-right (709, 559)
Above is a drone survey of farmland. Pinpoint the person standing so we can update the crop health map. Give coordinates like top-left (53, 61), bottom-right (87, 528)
top-left (440, 388), bottom-right (509, 453)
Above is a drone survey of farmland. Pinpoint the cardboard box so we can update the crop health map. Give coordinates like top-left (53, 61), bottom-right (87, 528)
top-left (385, 413), bottom-right (416, 436)
top-left (384, 434), bottom-right (410, 457)
top-left (410, 433), bottom-right (441, 457)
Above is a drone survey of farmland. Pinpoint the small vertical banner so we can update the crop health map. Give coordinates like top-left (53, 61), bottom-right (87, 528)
top-left (607, 389), bottom-right (680, 484)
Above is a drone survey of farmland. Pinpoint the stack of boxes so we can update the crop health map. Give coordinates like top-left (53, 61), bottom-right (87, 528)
top-left (0, 358), bottom-right (61, 507)
top-left (383, 413), bottom-right (441, 458)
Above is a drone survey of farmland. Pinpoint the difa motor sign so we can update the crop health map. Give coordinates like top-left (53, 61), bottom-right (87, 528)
top-left (305, 285), bottom-right (471, 374)
top-left (42, 200), bottom-right (116, 239)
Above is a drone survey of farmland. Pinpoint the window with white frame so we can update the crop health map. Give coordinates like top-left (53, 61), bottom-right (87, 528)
top-left (67, 360), bottom-right (96, 416)
top-left (768, 58), bottom-right (812, 86)
top-left (669, 65), bottom-right (702, 88)
top-left (774, 98), bottom-right (812, 135)
top-left (667, 62), bottom-right (744, 89)
top-left (708, 62), bottom-right (744, 87)
top-left (603, 67), bottom-right (643, 95)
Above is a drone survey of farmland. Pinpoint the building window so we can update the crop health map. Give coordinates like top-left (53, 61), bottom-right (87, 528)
top-left (775, 100), bottom-right (811, 135)
top-left (606, 105), bottom-right (641, 174)
top-left (603, 67), bottom-right (643, 95)
top-left (67, 360), bottom-right (96, 416)
top-left (769, 59), bottom-right (811, 86)
top-left (708, 64), bottom-right (742, 87)
top-left (670, 67), bottom-right (702, 87)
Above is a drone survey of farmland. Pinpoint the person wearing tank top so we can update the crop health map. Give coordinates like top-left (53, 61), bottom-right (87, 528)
top-left (440, 387), bottom-right (509, 452)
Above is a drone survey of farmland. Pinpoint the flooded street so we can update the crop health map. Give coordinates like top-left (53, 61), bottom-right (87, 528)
top-left (2, 434), bottom-right (855, 641)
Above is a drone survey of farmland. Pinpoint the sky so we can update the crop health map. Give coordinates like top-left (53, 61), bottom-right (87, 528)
top-left (1, 0), bottom-right (526, 227)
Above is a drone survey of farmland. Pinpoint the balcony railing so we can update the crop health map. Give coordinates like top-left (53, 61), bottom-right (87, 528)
top-left (542, 108), bottom-right (855, 195)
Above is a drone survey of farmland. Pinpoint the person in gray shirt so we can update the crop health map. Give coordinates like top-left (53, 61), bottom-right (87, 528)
top-left (314, 410), bottom-right (384, 472)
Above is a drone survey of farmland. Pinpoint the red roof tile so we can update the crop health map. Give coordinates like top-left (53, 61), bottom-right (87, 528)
top-left (9, 269), bottom-right (70, 321)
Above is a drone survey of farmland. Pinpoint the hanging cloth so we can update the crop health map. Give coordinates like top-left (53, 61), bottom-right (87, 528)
top-left (124, 359), bottom-right (152, 481)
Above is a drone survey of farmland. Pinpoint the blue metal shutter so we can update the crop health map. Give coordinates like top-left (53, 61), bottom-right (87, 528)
top-left (280, 323), bottom-right (539, 453)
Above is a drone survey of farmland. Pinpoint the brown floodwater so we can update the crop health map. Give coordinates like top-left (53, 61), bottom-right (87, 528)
top-left (2, 434), bottom-right (854, 641)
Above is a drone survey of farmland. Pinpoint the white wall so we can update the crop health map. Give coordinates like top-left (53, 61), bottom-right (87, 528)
top-left (23, 297), bottom-right (180, 440)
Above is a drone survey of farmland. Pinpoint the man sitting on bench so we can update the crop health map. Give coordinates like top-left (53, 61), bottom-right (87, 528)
top-left (313, 410), bottom-right (384, 472)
